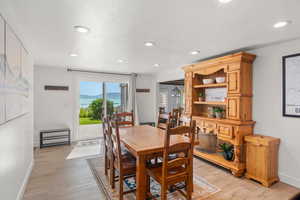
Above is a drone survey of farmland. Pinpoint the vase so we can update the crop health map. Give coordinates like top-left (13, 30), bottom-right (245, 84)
top-left (222, 151), bottom-right (233, 161)
top-left (215, 112), bottom-right (223, 119)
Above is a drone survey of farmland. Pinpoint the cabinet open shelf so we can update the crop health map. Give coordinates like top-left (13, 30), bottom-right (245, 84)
top-left (193, 149), bottom-right (240, 171)
top-left (194, 83), bottom-right (227, 88)
top-left (194, 101), bottom-right (226, 106)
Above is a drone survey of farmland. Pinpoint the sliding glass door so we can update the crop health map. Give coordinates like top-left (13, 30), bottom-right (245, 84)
top-left (78, 81), bottom-right (104, 140)
top-left (76, 80), bottom-right (129, 140)
top-left (105, 82), bottom-right (128, 114)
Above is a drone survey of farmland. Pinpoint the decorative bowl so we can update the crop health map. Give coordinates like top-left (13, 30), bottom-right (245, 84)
top-left (216, 77), bottom-right (225, 83)
top-left (203, 79), bottom-right (214, 84)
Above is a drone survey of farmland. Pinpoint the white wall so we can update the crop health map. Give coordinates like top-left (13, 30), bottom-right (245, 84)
top-left (250, 38), bottom-right (300, 188)
top-left (34, 66), bottom-right (74, 146)
top-left (136, 74), bottom-right (157, 123)
top-left (0, 16), bottom-right (34, 200)
top-left (156, 68), bottom-right (184, 83)
top-left (34, 67), bottom-right (158, 145)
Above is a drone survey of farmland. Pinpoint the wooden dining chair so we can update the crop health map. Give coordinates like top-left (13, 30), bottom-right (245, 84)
top-left (157, 112), bottom-right (171, 130)
top-left (115, 110), bottom-right (134, 127)
top-left (171, 108), bottom-right (180, 127)
top-left (109, 117), bottom-right (136, 200)
top-left (146, 120), bottom-right (196, 200)
top-left (159, 107), bottom-right (166, 114)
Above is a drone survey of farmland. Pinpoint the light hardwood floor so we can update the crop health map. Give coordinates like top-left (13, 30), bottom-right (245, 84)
top-left (23, 145), bottom-right (106, 200)
top-left (23, 143), bottom-right (300, 200)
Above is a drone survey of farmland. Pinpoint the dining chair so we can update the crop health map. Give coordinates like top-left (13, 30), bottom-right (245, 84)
top-left (115, 110), bottom-right (134, 127)
top-left (171, 108), bottom-right (180, 127)
top-left (109, 117), bottom-right (136, 200)
top-left (159, 107), bottom-right (166, 114)
top-left (157, 112), bottom-right (171, 130)
top-left (146, 120), bottom-right (196, 200)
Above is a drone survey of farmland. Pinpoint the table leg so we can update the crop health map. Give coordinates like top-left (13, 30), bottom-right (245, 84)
top-left (136, 155), bottom-right (147, 200)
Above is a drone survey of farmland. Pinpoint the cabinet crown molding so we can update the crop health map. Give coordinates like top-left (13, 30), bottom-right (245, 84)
top-left (183, 51), bottom-right (256, 72)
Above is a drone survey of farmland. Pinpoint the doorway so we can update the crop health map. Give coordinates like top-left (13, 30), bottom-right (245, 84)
top-left (76, 80), bottom-right (129, 141)
top-left (158, 79), bottom-right (184, 113)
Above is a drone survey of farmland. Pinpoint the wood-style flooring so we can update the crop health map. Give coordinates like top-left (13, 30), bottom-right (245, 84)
top-left (23, 143), bottom-right (300, 200)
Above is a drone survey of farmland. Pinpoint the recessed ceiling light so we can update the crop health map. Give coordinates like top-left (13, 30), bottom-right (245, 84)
top-left (219, 0), bottom-right (232, 4)
top-left (190, 50), bottom-right (200, 55)
top-left (117, 59), bottom-right (124, 63)
top-left (144, 42), bottom-right (155, 47)
top-left (273, 20), bottom-right (291, 28)
top-left (154, 64), bottom-right (160, 67)
top-left (69, 53), bottom-right (78, 57)
top-left (74, 25), bottom-right (90, 33)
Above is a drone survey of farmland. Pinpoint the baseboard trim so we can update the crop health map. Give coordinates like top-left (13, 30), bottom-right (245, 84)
top-left (16, 159), bottom-right (34, 200)
top-left (279, 172), bottom-right (300, 188)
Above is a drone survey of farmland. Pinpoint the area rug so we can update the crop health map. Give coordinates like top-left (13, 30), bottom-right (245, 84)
top-left (87, 157), bottom-right (220, 200)
top-left (66, 139), bottom-right (103, 160)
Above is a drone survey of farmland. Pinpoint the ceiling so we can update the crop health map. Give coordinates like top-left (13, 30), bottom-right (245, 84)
top-left (1, 0), bottom-right (300, 74)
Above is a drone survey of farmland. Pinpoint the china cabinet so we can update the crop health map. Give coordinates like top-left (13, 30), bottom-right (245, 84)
top-left (183, 52), bottom-right (256, 176)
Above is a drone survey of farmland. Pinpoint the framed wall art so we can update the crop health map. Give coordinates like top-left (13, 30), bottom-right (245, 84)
top-left (283, 53), bottom-right (300, 117)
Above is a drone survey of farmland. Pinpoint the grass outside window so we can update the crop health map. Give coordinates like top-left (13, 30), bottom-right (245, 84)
top-left (80, 117), bottom-right (102, 125)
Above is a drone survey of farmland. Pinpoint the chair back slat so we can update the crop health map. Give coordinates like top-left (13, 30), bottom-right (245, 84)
top-left (115, 111), bottom-right (134, 127)
top-left (167, 157), bottom-right (189, 168)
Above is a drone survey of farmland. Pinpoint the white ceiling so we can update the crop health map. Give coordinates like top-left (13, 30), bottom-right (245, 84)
top-left (1, 0), bottom-right (300, 74)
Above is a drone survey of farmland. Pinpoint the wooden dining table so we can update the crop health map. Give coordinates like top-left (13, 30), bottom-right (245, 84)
top-left (119, 125), bottom-right (191, 200)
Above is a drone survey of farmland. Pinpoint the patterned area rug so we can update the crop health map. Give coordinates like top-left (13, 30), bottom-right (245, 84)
top-left (87, 157), bottom-right (220, 200)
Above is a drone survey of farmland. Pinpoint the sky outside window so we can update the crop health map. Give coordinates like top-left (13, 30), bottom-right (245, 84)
top-left (80, 82), bottom-right (121, 96)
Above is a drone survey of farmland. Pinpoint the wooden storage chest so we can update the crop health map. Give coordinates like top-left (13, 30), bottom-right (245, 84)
top-left (245, 135), bottom-right (280, 187)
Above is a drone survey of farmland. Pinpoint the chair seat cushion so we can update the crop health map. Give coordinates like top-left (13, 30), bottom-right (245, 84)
top-left (114, 150), bottom-right (136, 175)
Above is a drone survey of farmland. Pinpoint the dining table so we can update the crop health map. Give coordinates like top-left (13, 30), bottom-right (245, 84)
top-left (119, 125), bottom-right (192, 200)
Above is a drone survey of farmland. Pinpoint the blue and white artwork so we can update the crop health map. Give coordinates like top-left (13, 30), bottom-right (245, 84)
top-left (0, 17), bottom-right (30, 125)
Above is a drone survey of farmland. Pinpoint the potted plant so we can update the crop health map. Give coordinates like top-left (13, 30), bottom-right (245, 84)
top-left (213, 107), bottom-right (224, 119)
top-left (198, 92), bottom-right (204, 102)
top-left (219, 143), bottom-right (234, 161)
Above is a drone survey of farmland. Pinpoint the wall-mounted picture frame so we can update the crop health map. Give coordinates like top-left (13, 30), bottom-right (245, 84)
top-left (283, 53), bottom-right (300, 117)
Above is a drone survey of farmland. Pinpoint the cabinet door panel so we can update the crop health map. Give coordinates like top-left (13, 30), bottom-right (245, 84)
top-left (227, 71), bottom-right (240, 94)
top-left (218, 124), bottom-right (233, 139)
top-left (227, 97), bottom-right (240, 120)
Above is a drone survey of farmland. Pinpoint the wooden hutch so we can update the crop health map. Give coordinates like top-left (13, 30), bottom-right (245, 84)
top-left (183, 52), bottom-right (256, 176)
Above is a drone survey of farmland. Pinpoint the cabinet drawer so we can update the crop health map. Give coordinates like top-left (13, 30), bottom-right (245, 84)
top-left (204, 121), bottom-right (217, 129)
top-left (217, 124), bottom-right (233, 139)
